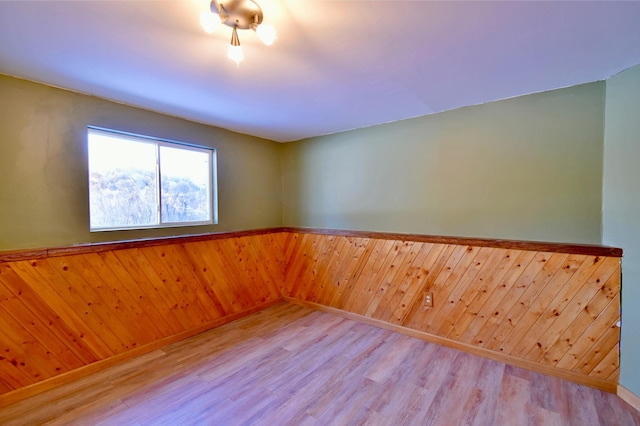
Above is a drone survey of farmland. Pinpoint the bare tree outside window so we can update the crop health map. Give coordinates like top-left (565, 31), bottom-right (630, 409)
top-left (160, 145), bottom-right (211, 223)
top-left (88, 128), bottom-right (216, 231)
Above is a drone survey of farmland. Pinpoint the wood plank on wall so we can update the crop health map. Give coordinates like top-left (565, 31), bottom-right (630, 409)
top-left (283, 232), bottom-right (621, 390)
top-left (0, 228), bottom-right (621, 402)
top-left (0, 232), bottom-right (285, 400)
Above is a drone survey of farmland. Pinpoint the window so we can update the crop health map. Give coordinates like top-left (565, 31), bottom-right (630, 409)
top-left (87, 127), bottom-right (217, 231)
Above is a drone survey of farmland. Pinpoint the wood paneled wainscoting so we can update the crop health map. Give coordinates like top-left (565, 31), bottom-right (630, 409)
top-left (282, 229), bottom-right (623, 393)
top-left (0, 230), bottom-right (286, 406)
top-left (0, 227), bottom-right (624, 407)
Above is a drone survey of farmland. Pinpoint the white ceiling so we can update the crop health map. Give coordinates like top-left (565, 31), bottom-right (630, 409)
top-left (2, 1), bottom-right (640, 142)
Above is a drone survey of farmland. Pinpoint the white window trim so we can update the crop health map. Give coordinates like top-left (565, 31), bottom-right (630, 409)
top-left (88, 126), bottom-right (218, 232)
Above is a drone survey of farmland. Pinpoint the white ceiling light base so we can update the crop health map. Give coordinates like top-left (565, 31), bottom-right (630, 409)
top-left (213, 0), bottom-right (263, 29)
top-left (201, 0), bottom-right (277, 66)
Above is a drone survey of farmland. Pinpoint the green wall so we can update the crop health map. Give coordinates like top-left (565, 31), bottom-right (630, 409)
top-left (603, 63), bottom-right (640, 397)
top-left (0, 75), bottom-right (282, 250)
top-left (282, 82), bottom-right (605, 244)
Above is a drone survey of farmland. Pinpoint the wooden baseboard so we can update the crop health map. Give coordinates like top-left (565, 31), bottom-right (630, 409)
top-left (285, 297), bottom-right (617, 393)
top-left (618, 385), bottom-right (640, 412)
top-left (0, 299), bottom-right (283, 408)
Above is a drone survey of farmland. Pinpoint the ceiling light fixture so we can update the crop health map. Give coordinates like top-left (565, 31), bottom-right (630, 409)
top-left (200, 0), bottom-right (277, 67)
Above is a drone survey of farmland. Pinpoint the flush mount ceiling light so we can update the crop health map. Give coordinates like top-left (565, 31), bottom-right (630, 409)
top-left (200, 0), bottom-right (277, 66)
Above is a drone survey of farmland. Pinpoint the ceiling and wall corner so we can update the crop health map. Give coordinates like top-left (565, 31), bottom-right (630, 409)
top-left (1, 1), bottom-right (640, 142)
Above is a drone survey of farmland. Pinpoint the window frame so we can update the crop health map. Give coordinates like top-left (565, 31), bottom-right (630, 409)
top-left (87, 126), bottom-right (218, 232)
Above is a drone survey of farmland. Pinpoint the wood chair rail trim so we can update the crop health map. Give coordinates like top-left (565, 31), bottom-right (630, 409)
top-left (281, 227), bottom-right (623, 257)
top-left (0, 227), bottom-right (622, 263)
top-left (0, 228), bottom-right (287, 263)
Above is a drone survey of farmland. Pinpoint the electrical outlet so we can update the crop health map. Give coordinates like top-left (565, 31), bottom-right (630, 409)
top-left (424, 292), bottom-right (433, 307)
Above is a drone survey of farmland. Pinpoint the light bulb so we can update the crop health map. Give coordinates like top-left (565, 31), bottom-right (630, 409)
top-left (228, 44), bottom-right (244, 67)
top-left (200, 10), bottom-right (221, 34)
top-left (256, 24), bottom-right (277, 46)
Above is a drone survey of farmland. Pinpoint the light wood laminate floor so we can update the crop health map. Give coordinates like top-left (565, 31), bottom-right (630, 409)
top-left (0, 302), bottom-right (638, 425)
